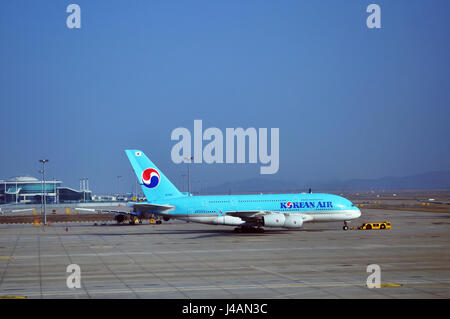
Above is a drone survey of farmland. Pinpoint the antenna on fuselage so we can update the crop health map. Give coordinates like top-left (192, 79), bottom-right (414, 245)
top-left (308, 188), bottom-right (312, 194)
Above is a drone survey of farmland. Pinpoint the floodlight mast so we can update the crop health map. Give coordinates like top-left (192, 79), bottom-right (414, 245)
top-left (39, 159), bottom-right (49, 225)
top-left (184, 156), bottom-right (193, 195)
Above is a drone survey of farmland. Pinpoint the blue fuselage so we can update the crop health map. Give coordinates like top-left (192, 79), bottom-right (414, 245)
top-left (148, 193), bottom-right (361, 226)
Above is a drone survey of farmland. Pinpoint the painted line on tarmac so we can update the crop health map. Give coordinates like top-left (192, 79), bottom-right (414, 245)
top-left (16, 279), bottom-right (450, 297)
top-left (249, 265), bottom-right (298, 281)
top-left (7, 244), bottom-right (447, 260)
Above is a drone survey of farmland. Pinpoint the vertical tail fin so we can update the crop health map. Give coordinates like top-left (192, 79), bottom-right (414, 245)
top-left (125, 150), bottom-right (183, 201)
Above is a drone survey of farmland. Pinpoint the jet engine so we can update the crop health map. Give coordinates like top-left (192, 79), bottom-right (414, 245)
top-left (263, 214), bottom-right (303, 228)
top-left (263, 214), bottom-right (286, 227)
top-left (283, 215), bottom-right (303, 228)
top-left (216, 216), bottom-right (245, 226)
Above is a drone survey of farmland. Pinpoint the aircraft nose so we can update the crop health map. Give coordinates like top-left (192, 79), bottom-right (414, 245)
top-left (354, 208), bottom-right (361, 219)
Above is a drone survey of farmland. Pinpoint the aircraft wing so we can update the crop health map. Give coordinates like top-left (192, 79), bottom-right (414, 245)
top-left (133, 203), bottom-right (174, 213)
top-left (0, 208), bottom-right (35, 215)
top-left (75, 203), bottom-right (174, 216)
top-left (225, 210), bottom-right (271, 218)
top-left (74, 208), bottom-right (139, 216)
top-left (225, 210), bottom-right (314, 222)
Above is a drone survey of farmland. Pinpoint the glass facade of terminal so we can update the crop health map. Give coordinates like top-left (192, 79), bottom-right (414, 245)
top-left (0, 177), bottom-right (91, 204)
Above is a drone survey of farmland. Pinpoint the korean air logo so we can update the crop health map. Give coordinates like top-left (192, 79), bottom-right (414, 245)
top-left (286, 201), bottom-right (293, 208)
top-left (141, 168), bottom-right (160, 189)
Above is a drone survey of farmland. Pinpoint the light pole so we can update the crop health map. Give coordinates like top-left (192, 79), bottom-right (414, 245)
top-left (39, 159), bottom-right (49, 225)
top-left (184, 156), bottom-right (193, 195)
top-left (117, 176), bottom-right (122, 200)
top-left (181, 174), bottom-right (186, 192)
top-left (53, 178), bottom-right (57, 204)
top-left (135, 178), bottom-right (139, 201)
top-left (80, 177), bottom-right (88, 202)
top-left (83, 178), bottom-right (87, 202)
top-left (196, 180), bottom-right (201, 194)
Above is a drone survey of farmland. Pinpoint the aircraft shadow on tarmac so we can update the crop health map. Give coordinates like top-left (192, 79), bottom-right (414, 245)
top-left (183, 228), bottom-right (330, 239)
top-left (84, 225), bottom-right (329, 239)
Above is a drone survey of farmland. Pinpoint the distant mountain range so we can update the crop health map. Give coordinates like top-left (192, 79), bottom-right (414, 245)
top-left (204, 171), bottom-right (450, 194)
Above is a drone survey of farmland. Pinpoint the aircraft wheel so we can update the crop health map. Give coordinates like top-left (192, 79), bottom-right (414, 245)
top-left (343, 225), bottom-right (349, 231)
top-left (115, 215), bottom-right (125, 224)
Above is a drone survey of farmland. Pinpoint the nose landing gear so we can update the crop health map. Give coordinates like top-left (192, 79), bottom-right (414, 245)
top-left (343, 221), bottom-right (349, 231)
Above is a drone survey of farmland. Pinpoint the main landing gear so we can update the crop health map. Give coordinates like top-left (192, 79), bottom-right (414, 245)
top-left (234, 226), bottom-right (264, 233)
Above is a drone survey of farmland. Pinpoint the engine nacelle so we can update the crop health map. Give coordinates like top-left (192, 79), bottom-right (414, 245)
top-left (283, 214), bottom-right (303, 228)
top-left (263, 214), bottom-right (286, 227)
top-left (216, 216), bottom-right (245, 226)
top-left (263, 214), bottom-right (303, 228)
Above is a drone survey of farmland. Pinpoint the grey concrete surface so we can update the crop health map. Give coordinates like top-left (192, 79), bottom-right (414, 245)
top-left (0, 208), bottom-right (449, 299)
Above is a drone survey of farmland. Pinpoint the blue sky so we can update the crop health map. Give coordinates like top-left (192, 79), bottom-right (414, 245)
top-left (1, 0), bottom-right (449, 194)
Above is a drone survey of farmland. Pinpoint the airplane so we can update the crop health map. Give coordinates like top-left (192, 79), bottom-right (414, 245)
top-left (107, 149), bottom-right (362, 232)
top-left (416, 198), bottom-right (450, 205)
top-left (0, 206), bottom-right (35, 216)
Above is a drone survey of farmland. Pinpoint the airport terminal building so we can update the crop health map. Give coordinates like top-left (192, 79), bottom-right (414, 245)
top-left (0, 176), bottom-right (92, 204)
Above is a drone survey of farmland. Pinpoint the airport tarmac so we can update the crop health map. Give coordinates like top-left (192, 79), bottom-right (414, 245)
top-left (0, 208), bottom-right (449, 299)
